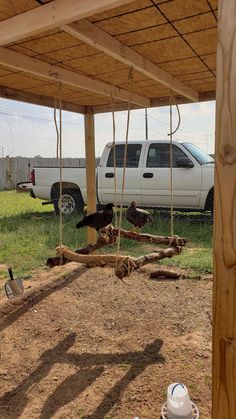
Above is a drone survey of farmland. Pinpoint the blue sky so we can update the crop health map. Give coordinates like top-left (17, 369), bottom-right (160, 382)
top-left (0, 98), bottom-right (215, 158)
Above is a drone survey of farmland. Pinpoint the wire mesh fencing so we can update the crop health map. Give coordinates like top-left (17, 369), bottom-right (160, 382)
top-left (0, 98), bottom-right (215, 277)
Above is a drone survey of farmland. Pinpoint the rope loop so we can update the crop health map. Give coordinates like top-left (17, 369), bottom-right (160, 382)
top-left (128, 67), bottom-right (134, 82)
top-left (116, 256), bottom-right (136, 278)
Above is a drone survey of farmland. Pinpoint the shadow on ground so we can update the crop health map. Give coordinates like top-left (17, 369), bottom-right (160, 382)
top-left (0, 333), bottom-right (165, 419)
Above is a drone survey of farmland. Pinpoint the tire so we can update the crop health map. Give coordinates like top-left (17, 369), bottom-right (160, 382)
top-left (52, 187), bottom-right (84, 215)
top-left (205, 188), bottom-right (214, 219)
top-left (96, 203), bottom-right (105, 211)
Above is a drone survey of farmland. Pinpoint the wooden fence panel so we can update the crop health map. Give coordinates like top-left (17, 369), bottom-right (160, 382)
top-left (0, 157), bottom-right (100, 190)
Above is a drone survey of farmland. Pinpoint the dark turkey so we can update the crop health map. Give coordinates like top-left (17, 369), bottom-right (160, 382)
top-left (126, 201), bottom-right (152, 232)
top-left (76, 203), bottom-right (114, 231)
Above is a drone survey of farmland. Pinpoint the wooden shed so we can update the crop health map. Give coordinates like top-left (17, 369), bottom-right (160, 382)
top-left (0, 1), bottom-right (234, 417)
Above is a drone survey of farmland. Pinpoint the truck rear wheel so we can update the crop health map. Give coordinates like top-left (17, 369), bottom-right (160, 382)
top-left (52, 188), bottom-right (84, 215)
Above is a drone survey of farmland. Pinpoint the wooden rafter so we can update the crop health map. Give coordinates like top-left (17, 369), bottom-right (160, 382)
top-left (0, 47), bottom-right (150, 107)
top-left (0, 86), bottom-right (86, 114)
top-left (63, 19), bottom-right (199, 102)
top-left (91, 91), bottom-right (215, 114)
top-left (0, 0), bottom-right (135, 46)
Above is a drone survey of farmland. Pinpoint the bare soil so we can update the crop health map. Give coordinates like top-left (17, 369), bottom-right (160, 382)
top-left (0, 262), bottom-right (212, 419)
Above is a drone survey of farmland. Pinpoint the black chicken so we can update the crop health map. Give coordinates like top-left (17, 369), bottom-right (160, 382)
top-left (76, 203), bottom-right (114, 232)
top-left (126, 201), bottom-right (152, 233)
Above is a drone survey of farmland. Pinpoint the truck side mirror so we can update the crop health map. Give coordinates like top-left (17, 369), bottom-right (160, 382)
top-left (176, 157), bottom-right (194, 168)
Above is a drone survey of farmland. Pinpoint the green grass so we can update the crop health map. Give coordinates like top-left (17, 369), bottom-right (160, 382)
top-left (0, 191), bottom-right (213, 279)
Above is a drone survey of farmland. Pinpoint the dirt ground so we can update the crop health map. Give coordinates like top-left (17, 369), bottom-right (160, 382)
top-left (0, 262), bottom-right (212, 419)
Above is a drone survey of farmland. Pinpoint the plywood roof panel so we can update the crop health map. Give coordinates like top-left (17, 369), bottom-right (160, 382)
top-left (208, 0), bottom-right (217, 9)
top-left (88, 0), bottom-right (152, 23)
top-left (97, 68), bottom-right (149, 84)
top-left (201, 54), bottom-right (216, 72)
top-left (173, 12), bottom-right (217, 34)
top-left (120, 79), bottom-right (169, 97)
top-left (95, 6), bottom-right (166, 35)
top-left (184, 28), bottom-right (217, 56)
top-left (158, 57), bottom-right (208, 76)
top-left (158, 0), bottom-right (210, 21)
top-left (17, 31), bottom-right (82, 55)
top-left (116, 23), bottom-right (178, 46)
top-left (133, 37), bottom-right (195, 63)
top-left (59, 53), bottom-right (127, 76)
top-left (44, 43), bottom-right (99, 63)
top-left (0, 0), bottom-right (218, 111)
top-left (0, 73), bottom-right (50, 90)
top-left (187, 78), bottom-right (216, 92)
top-left (178, 71), bottom-right (213, 82)
top-left (0, 0), bottom-right (38, 22)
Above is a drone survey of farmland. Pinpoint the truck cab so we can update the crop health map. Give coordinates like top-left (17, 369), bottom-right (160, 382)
top-left (98, 140), bottom-right (214, 212)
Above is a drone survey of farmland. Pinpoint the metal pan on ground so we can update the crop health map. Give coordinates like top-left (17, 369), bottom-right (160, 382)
top-left (4, 268), bottom-right (24, 299)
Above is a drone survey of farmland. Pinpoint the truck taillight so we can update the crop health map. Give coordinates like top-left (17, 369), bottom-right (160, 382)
top-left (31, 169), bottom-right (35, 185)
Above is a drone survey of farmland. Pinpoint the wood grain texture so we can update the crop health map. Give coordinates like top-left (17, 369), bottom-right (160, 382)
top-left (84, 111), bottom-right (97, 244)
top-left (0, 0), bottom-right (136, 45)
top-left (64, 19), bottom-right (199, 101)
top-left (213, 0), bottom-right (236, 418)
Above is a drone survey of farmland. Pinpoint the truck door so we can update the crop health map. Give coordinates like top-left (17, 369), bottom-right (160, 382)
top-left (99, 143), bottom-right (142, 205)
top-left (141, 142), bottom-right (201, 208)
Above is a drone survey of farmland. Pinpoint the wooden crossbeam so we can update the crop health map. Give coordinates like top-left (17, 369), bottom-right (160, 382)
top-left (91, 91), bottom-right (215, 114)
top-left (0, 47), bottom-right (150, 107)
top-left (0, 86), bottom-right (86, 114)
top-left (0, 0), bottom-right (135, 46)
top-left (63, 19), bottom-right (199, 102)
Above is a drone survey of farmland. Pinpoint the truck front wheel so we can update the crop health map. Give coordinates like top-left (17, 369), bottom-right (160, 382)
top-left (205, 188), bottom-right (214, 219)
top-left (52, 188), bottom-right (84, 215)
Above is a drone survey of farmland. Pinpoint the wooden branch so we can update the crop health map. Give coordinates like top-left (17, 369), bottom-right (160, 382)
top-left (74, 226), bottom-right (187, 255)
top-left (115, 247), bottom-right (182, 279)
top-left (56, 246), bottom-right (127, 266)
top-left (46, 245), bottom-right (182, 280)
top-left (100, 226), bottom-right (188, 246)
top-left (150, 269), bottom-right (180, 279)
top-left (76, 235), bottom-right (112, 254)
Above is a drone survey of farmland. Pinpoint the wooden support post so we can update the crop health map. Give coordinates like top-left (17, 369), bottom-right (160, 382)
top-left (84, 110), bottom-right (97, 244)
top-left (213, 1), bottom-right (236, 418)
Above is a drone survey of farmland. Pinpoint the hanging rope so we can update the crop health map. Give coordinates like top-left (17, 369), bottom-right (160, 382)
top-left (54, 82), bottom-right (63, 263)
top-left (110, 90), bottom-right (118, 228)
top-left (115, 67), bottom-right (133, 271)
top-left (54, 97), bottom-right (59, 159)
top-left (167, 95), bottom-right (181, 238)
top-left (168, 95), bottom-right (174, 238)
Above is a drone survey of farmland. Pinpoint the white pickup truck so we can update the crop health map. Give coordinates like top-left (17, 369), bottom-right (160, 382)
top-left (30, 140), bottom-right (214, 215)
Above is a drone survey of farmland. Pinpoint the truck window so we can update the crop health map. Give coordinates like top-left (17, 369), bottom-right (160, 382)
top-left (107, 144), bottom-right (142, 168)
top-left (146, 143), bottom-right (188, 168)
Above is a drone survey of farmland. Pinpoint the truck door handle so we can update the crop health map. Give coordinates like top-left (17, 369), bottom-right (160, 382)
top-left (105, 172), bottom-right (114, 178)
top-left (143, 172), bottom-right (153, 178)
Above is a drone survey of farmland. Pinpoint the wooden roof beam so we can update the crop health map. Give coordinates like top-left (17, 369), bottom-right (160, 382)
top-left (92, 91), bottom-right (215, 114)
top-left (0, 0), bottom-right (135, 46)
top-left (0, 86), bottom-right (86, 114)
top-left (63, 19), bottom-right (199, 102)
top-left (0, 47), bottom-right (149, 108)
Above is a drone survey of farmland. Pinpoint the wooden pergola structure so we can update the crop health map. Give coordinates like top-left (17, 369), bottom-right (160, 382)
top-left (0, 0), bottom-right (234, 417)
